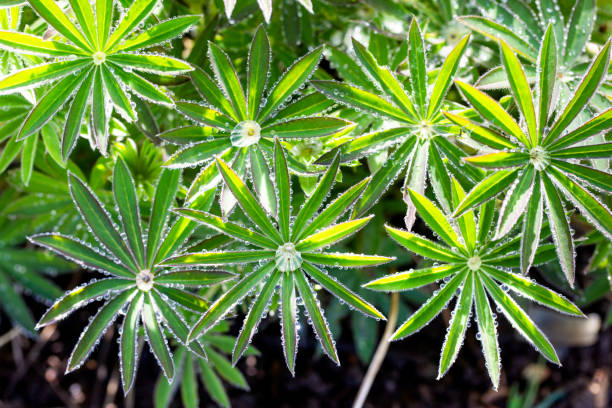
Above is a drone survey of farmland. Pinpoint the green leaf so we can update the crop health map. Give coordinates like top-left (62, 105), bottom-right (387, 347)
top-left (68, 173), bottom-right (139, 272)
top-left (0, 270), bottom-right (35, 334)
top-left (564, 0), bottom-right (595, 63)
top-left (545, 41), bottom-right (611, 144)
top-left (408, 19), bottom-right (427, 114)
top-left (188, 262), bottom-right (274, 341)
top-left (495, 166), bottom-right (535, 239)
top-left (161, 250), bottom-right (274, 267)
top-left (455, 80), bottom-right (529, 147)
top-left (439, 271), bottom-right (473, 378)
top-left (68, 0), bottom-right (97, 48)
top-left (548, 166), bottom-right (612, 241)
top-left (428, 143), bottom-right (453, 213)
top-left (247, 26), bottom-right (270, 120)
top-left (443, 112), bottom-right (517, 150)
top-left (297, 216), bottom-right (372, 252)
top-left (262, 117), bottom-right (351, 139)
top-left (175, 101), bottom-right (233, 129)
top-left (191, 66), bottom-right (237, 121)
top-left (111, 65), bottom-right (174, 106)
top-left (551, 160), bottom-right (612, 192)
top-left (274, 140), bottom-right (291, 241)
top-left (208, 348), bottom-right (249, 389)
top-left (453, 169), bottom-right (519, 217)
top-left (180, 353), bottom-right (198, 408)
top-left (28, 0), bottom-right (92, 51)
top-left (407, 189), bottom-right (462, 250)
top-left (427, 34), bottom-right (469, 119)
top-left (0, 30), bottom-right (85, 56)
top-left (0, 59), bottom-right (89, 93)
top-left (480, 272), bottom-right (559, 364)
top-left (249, 145), bottom-right (277, 216)
top-left (547, 108), bottom-right (612, 150)
top-left (208, 42), bottom-right (247, 121)
top-left (537, 24), bottom-right (557, 138)
top-left (365, 265), bottom-right (462, 291)
top-left (301, 252), bottom-right (392, 268)
top-left (550, 143), bottom-right (612, 159)
top-left (353, 137), bottom-right (417, 217)
top-left (391, 269), bottom-right (467, 340)
top-left (458, 16), bottom-right (536, 61)
top-left (96, 0), bottom-right (112, 49)
top-left (521, 173), bottom-right (544, 274)
top-left (198, 359), bottom-right (229, 408)
top-left (174, 208), bottom-right (277, 249)
top-left (499, 39), bottom-right (537, 145)
top-left (351, 38), bottom-right (418, 120)
top-left (120, 291), bottom-right (143, 393)
top-left (164, 139), bottom-right (232, 168)
top-left (146, 169), bottom-right (180, 268)
top-left (294, 269), bottom-right (339, 364)
top-left (483, 266), bottom-right (582, 316)
top-left (311, 80), bottom-right (410, 123)
top-left (113, 158), bottom-right (145, 268)
top-left (302, 262), bottom-right (385, 320)
top-left (216, 158), bottom-right (282, 243)
top-left (258, 46), bottom-right (323, 121)
top-left (451, 178), bottom-right (476, 252)
top-left (155, 270), bottom-right (234, 286)
top-left (385, 225), bottom-right (464, 263)
top-left (37, 278), bottom-right (134, 327)
top-left (233, 269), bottom-right (281, 364)
top-left (142, 293), bottom-right (175, 380)
top-left (91, 66), bottom-right (109, 154)
top-left (106, 0), bottom-right (158, 50)
top-left (109, 53), bottom-right (193, 74)
top-left (118, 15), bottom-right (200, 52)
top-left (67, 290), bottom-right (134, 372)
top-left (20, 131), bottom-right (36, 186)
top-left (281, 271), bottom-right (297, 374)
top-left (62, 69), bottom-right (94, 160)
top-left (473, 274), bottom-right (500, 389)
top-left (541, 172), bottom-right (575, 286)
top-left (30, 233), bottom-right (135, 278)
top-left (292, 153), bottom-right (339, 240)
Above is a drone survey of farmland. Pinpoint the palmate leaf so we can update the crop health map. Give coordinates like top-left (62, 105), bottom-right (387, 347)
top-left (32, 159), bottom-right (228, 392)
top-left (450, 36), bottom-right (612, 283)
top-left (0, 0), bottom-right (197, 158)
top-left (367, 175), bottom-right (582, 387)
top-left (164, 142), bottom-right (390, 371)
top-left (312, 22), bottom-right (474, 224)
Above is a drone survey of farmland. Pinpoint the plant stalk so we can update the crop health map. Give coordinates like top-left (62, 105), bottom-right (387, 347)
top-left (352, 292), bottom-right (399, 408)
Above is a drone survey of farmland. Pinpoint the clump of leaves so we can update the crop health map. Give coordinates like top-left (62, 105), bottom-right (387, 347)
top-left (162, 26), bottom-right (350, 188)
top-left (312, 20), bottom-right (481, 227)
top-left (31, 159), bottom-right (234, 393)
top-left (366, 178), bottom-right (584, 389)
top-left (0, 188), bottom-right (71, 335)
top-left (162, 140), bottom-right (392, 373)
top-left (221, 0), bottom-right (313, 24)
top-left (445, 32), bottom-right (612, 284)
top-left (0, 0), bottom-right (197, 157)
top-left (461, 0), bottom-right (610, 109)
top-left (154, 321), bottom-right (256, 408)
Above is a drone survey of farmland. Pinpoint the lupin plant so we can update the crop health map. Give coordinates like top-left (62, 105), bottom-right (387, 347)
top-left (162, 26), bottom-right (352, 204)
top-left (445, 30), bottom-right (612, 285)
top-left (365, 178), bottom-right (583, 389)
top-left (312, 20), bottom-right (483, 228)
top-left (460, 0), bottom-right (611, 108)
top-left (0, 0), bottom-right (197, 157)
top-left (30, 159), bottom-right (234, 393)
top-left (0, 0), bottom-right (609, 405)
top-left (161, 140), bottom-right (392, 372)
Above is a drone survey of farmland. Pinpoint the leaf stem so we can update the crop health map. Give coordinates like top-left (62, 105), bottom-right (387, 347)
top-left (352, 292), bottom-right (399, 408)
